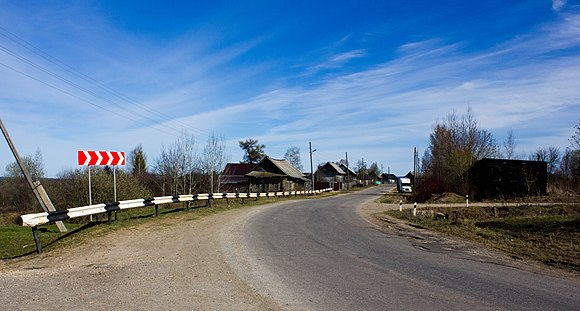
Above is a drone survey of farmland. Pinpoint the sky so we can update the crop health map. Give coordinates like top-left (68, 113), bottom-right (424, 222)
top-left (0, 0), bottom-right (579, 177)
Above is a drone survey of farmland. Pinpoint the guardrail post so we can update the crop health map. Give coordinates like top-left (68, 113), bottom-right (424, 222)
top-left (107, 211), bottom-right (112, 225)
top-left (155, 205), bottom-right (159, 217)
top-left (32, 226), bottom-right (42, 254)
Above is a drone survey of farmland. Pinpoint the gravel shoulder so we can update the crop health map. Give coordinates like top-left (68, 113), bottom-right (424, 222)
top-left (356, 189), bottom-right (579, 281)
top-left (0, 205), bottom-right (281, 310)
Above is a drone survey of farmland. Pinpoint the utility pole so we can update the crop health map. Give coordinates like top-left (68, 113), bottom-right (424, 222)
top-left (309, 142), bottom-right (316, 192)
top-left (0, 118), bottom-right (67, 232)
top-left (345, 151), bottom-right (349, 190)
top-left (413, 147), bottom-right (419, 187)
top-left (362, 157), bottom-right (365, 182)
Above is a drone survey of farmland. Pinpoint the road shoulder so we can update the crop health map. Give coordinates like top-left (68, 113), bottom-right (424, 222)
top-left (356, 191), bottom-right (579, 281)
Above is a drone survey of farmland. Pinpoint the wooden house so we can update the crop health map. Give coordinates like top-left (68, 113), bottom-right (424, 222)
top-left (246, 157), bottom-right (309, 192)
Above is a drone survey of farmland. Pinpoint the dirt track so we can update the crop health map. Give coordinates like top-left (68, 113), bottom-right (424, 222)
top-left (0, 204), bottom-right (281, 310)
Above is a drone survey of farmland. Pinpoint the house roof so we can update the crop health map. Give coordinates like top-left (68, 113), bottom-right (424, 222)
top-left (248, 157), bottom-right (309, 182)
top-left (317, 162), bottom-right (346, 175)
top-left (339, 163), bottom-right (356, 175)
top-left (221, 163), bottom-right (255, 184)
top-left (246, 171), bottom-right (286, 178)
top-left (382, 173), bottom-right (397, 180)
top-left (222, 163), bottom-right (256, 175)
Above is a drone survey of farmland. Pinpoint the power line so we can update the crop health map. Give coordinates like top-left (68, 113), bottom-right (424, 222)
top-left (0, 61), bottom-right (181, 139)
top-left (0, 26), bottom-right (212, 138)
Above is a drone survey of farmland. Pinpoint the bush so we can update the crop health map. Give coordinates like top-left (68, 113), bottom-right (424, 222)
top-left (47, 167), bottom-right (152, 209)
top-left (410, 177), bottom-right (446, 203)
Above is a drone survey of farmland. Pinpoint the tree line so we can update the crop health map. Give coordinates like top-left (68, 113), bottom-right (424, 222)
top-left (0, 131), bottom-right (229, 214)
top-left (419, 107), bottom-right (580, 198)
top-left (0, 134), bottom-right (322, 215)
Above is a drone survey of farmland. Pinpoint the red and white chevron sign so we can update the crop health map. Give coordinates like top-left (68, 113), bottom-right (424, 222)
top-left (77, 150), bottom-right (125, 166)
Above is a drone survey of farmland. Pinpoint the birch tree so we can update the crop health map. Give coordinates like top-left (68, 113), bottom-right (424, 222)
top-left (155, 132), bottom-right (199, 195)
top-left (202, 132), bottom-right (229, 193)
top-left (284, 146), bottom-right (303, 171)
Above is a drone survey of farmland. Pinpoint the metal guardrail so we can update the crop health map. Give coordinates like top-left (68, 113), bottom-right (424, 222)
top-left (20, 188), bottom-right (333, 253)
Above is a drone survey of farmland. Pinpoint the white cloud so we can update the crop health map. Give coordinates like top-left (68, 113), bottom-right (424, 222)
top-left (308, 49), bottom-right (367, 72)
top-left (552, 0), bottom-right (566, 12)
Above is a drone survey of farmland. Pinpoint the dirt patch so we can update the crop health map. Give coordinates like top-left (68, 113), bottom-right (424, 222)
top-left (428, 192), bottom-right (466, 204)
top-left (0, 205), bottom-right (281, 310)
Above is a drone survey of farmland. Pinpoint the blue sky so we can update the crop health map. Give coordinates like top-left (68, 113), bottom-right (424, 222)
top-left (0, 0), bottom-right (579, 177)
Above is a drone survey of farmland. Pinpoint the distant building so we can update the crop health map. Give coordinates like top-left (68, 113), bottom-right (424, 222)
top-left (315, 162), bottom-right (346, 190)
top-left (404, 172), bottom-right (415, 186)
top-left (469, 158), bottom-right (548, 200)
top-left (381, 173), bottom-right (397, 184)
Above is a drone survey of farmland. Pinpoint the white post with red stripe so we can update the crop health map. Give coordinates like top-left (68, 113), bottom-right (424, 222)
top-left (78, 150), bottom-right (125, 220)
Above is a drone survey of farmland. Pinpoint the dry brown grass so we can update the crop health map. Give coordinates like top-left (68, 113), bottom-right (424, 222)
top-left (385, 203), bottom-right (580, 273)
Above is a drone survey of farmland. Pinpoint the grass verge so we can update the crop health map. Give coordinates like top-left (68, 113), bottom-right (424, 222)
top-left (384, 203), bottom-right (580, 273)
top-left (1, 192), bottom-right (338, 260)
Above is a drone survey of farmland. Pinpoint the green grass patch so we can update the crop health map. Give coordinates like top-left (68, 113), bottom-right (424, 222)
top-left (385, 204), bottom-right (580, 272)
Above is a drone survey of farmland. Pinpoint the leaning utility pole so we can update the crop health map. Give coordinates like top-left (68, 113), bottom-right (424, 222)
top-left (0, 118), bottom-right (67, 232)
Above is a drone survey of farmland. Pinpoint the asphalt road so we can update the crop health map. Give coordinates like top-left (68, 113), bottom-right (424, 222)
top-left (225, 186), bottom-right (580, 310)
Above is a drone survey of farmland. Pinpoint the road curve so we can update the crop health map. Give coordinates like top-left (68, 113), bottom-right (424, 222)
top-left (222, 186), bottom-right (580, 310)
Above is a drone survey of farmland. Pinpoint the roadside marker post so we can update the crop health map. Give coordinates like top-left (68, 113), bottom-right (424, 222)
top-left (32, 226), bottom-right (42, 253)
top-left (466, 195), bottom-right (469, 208)
top-left (78, 150), bottom-right (125, 222)
top-left (413, 202), bottom-right (417, 217)
top-left (399, 200), bottom-right (403, 212)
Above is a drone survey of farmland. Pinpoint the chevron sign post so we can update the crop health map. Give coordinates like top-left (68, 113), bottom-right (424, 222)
top-left (78, 150), bottom-right (125, 220)
top-left (77, 150), bottom-right (125, 166)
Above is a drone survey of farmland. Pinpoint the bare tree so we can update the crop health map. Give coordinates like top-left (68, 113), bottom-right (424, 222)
top-left (355, 159), bottom-right (367, 177)
top-left (155, 132), bottom-right (199, 195)
top-left (560, 148), bottom-right (580, 186)
top-left (570, 119), bottom-right (580, 150)
top-left (202, 132), bottom-right (229, 193)
top-left (530, 146), bottom-right (561, 175)
top-left (503, 129), bottom-right (517, 159)
top-left (369, 162), bottom-right (381, 177)
top-left (5, 148), bottom-right (45, 180)
top-left (2, 149), bottom-right (45, 212)
top-left (284, 146), bottom-right (303, 171)
top-left (424, 107), bottom-right (499, 193)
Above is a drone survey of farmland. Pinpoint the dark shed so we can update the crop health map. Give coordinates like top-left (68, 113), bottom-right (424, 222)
top-left (469, 158), bottom-right (548, 200)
